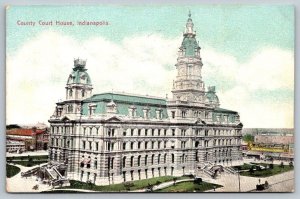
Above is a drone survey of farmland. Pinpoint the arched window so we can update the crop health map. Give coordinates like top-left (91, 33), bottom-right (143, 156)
top-left (151, 154), bottom-right (155, 165)
top-left (123, 143), bottom-right (126, 150)
top-left (122, 156), bottom-right (126, 168)
top-left (171, 154), bottom-right (175, 163)
top-left (158, 154), bottom-right (161, 164)
top-left (82, 89), bottom-right (85, 97)
top-left (130, 156), bottom-right (134, 167)
top-left (138, 142), bottom-right (141, 149)
top-left (145, 141), bottom-right (148, 149)
top-left (111, 157), bottom-right (114, 169)
top-left (130, 142), bottom-right (134, 150)
top-left (145, 155), bottom-right (148, 165)
top-left (138, 155), bottom-right (141, 166)
top-left (69, 89), bottom-right (73, 97)
top-left (68, 105), bottom-right (73, 113)
top-left (94, 158), bottom-right (97, 169)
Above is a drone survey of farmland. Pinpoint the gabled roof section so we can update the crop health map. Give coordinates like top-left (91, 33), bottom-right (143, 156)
top-left (105, 116), bottom-right (123, 122)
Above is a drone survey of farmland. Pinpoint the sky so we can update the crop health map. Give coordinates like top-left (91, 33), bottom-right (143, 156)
top-left (6, 5), bottom-right (294, 128)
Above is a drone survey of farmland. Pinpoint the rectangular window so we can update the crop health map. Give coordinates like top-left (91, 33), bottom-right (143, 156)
top-left (172, 129), bottom-right (175, 136)
top-left (96, 142), bottom-right (99, 151)
top-left (171, 111), bottom-right (175, 119)
top-left (82, 141), bottom-right (86, 149)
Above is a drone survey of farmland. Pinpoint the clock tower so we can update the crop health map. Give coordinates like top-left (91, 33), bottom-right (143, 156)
top-left (171, 11), bottom-right (205, 105)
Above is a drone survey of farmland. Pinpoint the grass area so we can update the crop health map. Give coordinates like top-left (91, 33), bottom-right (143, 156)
top-left (59, 176), bottom-right (191, 192)
top-left (239, 163), bottom-right (294, 177)
top-left (6, 164), bottom-right (21, 178)
top-left (42, 190), bottom-right (82, 193)
top-left (7, 155), bottom-right (48, 161)
top-left (233, 163), bottom-right (253, 170)
top-left (10, 160), bottom-right (48, 167)
top-left (7, 155), bottom-right (48, 167)
top-left (156, 181), bottom-right (222, 192)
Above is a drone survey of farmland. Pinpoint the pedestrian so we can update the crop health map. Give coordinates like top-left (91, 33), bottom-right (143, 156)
top-left (259, 179), bottom-right (261, 184)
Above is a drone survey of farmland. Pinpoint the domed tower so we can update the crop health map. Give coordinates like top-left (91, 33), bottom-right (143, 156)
top-left (172, 10), bottom-right (205, 105)
top-left (205, 86), bottom-right (220, 108)
top-left (171, 11), bottom-right (205, 104)
top-left (66, 58), bottom-right (93, 101)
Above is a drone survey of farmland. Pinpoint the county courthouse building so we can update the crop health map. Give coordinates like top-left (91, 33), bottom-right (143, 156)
top-left (48, 13), bottom-right (243, 185)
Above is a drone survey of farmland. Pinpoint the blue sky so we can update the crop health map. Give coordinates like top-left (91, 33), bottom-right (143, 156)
top-left (6, 5), bottom-right (294, 127)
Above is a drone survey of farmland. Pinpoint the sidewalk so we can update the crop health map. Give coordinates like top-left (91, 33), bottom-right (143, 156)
top-left (6, 150), bottom-right (48, 157)
top-left (204, 170), bottom-right (294, 192)
top-left (6, 163), bottom-right (51, 193)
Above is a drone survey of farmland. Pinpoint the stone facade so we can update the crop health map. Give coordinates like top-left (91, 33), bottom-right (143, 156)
top-left (48, 13), bottom-right (243, 185)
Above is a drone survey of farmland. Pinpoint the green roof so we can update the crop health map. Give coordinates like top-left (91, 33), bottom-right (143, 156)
top-left (215, 107), bottom-right (238, 114)
top-left (82, 92), bottom-right (168, 119)
top-left (67, 65), bottom-right (92, 85)
top-left (181, 36), bottom-right (199, 56)
top-left (84, 92), bottom-right (166, 105)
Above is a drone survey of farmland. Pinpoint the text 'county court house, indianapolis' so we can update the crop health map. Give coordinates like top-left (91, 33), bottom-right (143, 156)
top-left (48, 13), bottom-right (243, 185)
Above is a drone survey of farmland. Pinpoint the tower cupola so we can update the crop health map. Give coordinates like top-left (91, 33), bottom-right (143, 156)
top-left (66, 58), bottom-right (93, 100)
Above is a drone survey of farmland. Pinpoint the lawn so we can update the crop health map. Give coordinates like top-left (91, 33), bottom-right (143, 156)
top-left (42, 190), bottom-right (82, 193)
top-left (239, 163), bottom-right (294, 177)
top-left (233, 163), bottom-right (253, 171)
top-left (6, 164), bottom-right (21, 178)
top-left (10, 160), bottom-right (48, 167)
top-left (6, 155), bottom-right (48, 161)
top-left (59, 176), bottom-right (191, 192)
top-left (156, 181), bottom-right (222, 192)
top-left (7, 155), bottom-right (48, 167)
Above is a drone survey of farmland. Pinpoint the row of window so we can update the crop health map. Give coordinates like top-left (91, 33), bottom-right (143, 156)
top-left (122, 154), bottom-right (176, 168)
top-left (51, 125), bottom-right (241, 137)
top-left (79, 166), bottom-right (177, 184)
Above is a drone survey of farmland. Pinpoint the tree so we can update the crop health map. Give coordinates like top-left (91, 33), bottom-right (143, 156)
top-left (280, 162), bottom-right (284, 168)
top-left (289, 161), bottom-right (293, 168)
top-left (249, 166), bottom-right (255, 174)
top-left (242, 134), bottom-right (254, 143)
top-left (269, 163), bottom-right (274, 169)
top-left (173, 177), bottom-right (177, 185)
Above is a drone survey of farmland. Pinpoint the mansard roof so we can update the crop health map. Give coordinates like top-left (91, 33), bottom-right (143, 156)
top-left (83, 92), bottom-right (167, 106)
top-left (81, 92), bottom-right (168, 119)
top-left (214, 107), bottom-right (238, 114)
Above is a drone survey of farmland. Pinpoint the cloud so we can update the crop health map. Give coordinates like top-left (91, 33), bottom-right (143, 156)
top-left (6, 30), bottom-right (294, 128)
top-left (202, 46), bottom-right (294, 128)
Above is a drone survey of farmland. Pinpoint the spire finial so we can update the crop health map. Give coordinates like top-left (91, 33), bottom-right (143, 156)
top-left (188, 10), bottom-right (191, 18)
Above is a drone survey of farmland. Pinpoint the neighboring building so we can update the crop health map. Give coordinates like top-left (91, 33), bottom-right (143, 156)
top-left (48, 13), bottom-right (243, 185)
top-left (6, 140), bottom-right (25, 153)
top-left (246, 133), bottom-right (294, 161)
top-left (6, 127), bottom-right (49, 151)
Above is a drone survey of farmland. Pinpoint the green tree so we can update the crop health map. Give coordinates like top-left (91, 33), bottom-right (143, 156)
top-left (280, 162), bottom-right (284, 168)
top-left (242, 134), bottom-right (254, 143)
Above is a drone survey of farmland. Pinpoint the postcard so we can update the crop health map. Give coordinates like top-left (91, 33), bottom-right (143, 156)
top-left (6, 5), bottom-right (294, 193)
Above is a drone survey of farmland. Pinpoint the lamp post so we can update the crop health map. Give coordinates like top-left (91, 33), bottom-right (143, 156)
top-left (238, 168), bottom-right (241, 192)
